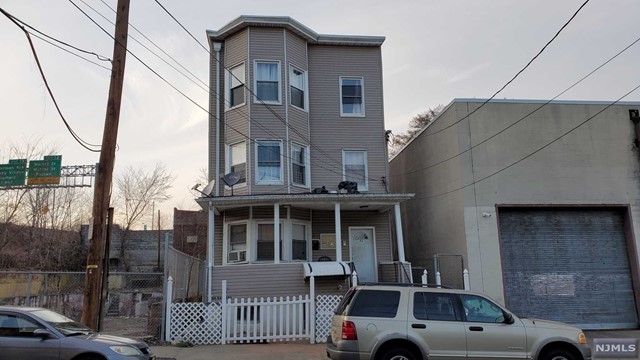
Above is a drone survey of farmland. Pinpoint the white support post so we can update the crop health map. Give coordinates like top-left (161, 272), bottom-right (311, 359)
top-left (463, 269), bottom-right (470, 290)
top-left (436, 271), bottom-right (441, 286)
top-left (164, 276), bottom-right (173, 341)
top-left (207, 203), bottom-right (215, 303)
top-left (394, 203), bottom-right (406, 262)
top-left (421, 270), bottom-right (428, 286)
top-left (351, 271), bottom-right (358, 287)
top-left (221, 280), bottom-right (227, 344)
top-left (309, 274), bottom-right (315, 344)
top-left (274, 204), bottom-right (280, 264)
top-left (334, 203), bottom-right (342, 262)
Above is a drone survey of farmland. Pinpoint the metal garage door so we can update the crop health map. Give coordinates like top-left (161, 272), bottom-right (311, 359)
top-left (499, 208), bottom-right (638, 329)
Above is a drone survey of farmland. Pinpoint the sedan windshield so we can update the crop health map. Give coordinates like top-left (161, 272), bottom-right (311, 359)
top-left (29, 309), bottom-right (93, 336)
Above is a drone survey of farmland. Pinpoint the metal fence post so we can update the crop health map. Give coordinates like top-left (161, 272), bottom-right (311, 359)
top-left (351, 271), bottom-right (358, 287)
top-left (436, 271), bottom-right (441, 286)
top-left (26, 272), bottom-right (32, 306)
top-left (160, 233), bottom-right (169, 340)
top-left (310, 274), bottom-right (315, 344)
top-left (421, 270), bottom-right (428, 286)
top-left (164, 276), bottom-right (173, 341)
top-left (463, 269), bottom-right (470, 290)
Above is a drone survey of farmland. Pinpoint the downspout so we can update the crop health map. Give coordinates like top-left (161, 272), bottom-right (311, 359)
top-left (213, 42), bottom-right (222, 196)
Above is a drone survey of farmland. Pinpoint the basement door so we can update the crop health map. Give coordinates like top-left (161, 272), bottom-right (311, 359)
top-left (498, 208), bottom-right (638, 329)
top-left (349, 227), bottom-right (377, 283)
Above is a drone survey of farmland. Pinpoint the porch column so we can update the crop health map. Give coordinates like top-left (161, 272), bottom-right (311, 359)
top-left (394, 203), bottom-right (406, 263)
top-left (207, 202), bottom-right (215, 303)
top-left (274, 204), bottom-right (280, 264)
top-left (335, 203), bottom-right (342, 262)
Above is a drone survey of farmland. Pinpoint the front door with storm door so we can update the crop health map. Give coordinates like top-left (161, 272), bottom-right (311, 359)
top-left (349, 227), bottom-right (376, 283)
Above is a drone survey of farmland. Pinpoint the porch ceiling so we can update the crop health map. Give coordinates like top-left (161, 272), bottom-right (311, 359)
top-left (195, 192), bottom-right (414, 212)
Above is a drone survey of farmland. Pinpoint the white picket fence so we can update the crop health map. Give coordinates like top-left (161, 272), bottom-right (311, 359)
top-left (165, 277), bottom-right (342, 345)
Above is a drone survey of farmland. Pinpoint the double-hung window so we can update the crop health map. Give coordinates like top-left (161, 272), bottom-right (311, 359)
top-left (291, 143), bottom-right (309, 187)
top-left (227, 142), bottom-right (246, 184)
top-left (227, 223), bottom-right (247, 263)
top-left (256, 223), bottom-right (283, 261)
top-left (340, 77), bottom-right (365, 116)
top-left (290, 66), bottom-right (307, 110)
top-left (291, 223), bottom-right (308, 261)
top-left (255, 61), bottom-right (280, 103)
top-left (343, 150), bottom-right (368, 191)
top-left (227, 63), bottom-right (245, 109)
top-left (256, 140), bottom-right (283, 184)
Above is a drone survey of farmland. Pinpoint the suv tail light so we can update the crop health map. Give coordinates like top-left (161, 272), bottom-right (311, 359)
top-left (341, 320), bottom-right (357, 340)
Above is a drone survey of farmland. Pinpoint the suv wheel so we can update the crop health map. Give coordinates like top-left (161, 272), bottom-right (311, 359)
top-left (379, 347), bottom-right (418, 360)
top-left (540, 349), bottom-right (577, 360)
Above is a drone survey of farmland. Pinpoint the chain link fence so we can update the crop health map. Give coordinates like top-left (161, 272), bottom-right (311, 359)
top-left (0, 271), bottom-right (163, 338)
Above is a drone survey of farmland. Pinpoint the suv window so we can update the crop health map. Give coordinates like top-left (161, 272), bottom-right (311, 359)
top-left (347, 290), bottom-right (400, 318)
top-left (413, 292), bottom-right (460, 321)
top-left (460, 294), bottom-right (506, 323)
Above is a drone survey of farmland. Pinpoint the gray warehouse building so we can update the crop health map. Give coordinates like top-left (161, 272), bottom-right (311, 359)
top-left (389, 99), bottom-right (640, 330)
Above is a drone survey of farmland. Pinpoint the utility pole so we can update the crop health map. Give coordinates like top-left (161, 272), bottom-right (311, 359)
top-left (81, 0), bottom-right (130, 329)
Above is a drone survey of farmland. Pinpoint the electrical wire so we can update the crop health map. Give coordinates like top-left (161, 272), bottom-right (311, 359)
top-left (0, 7), bottom-right (101, 153)
top-left (390, 34), bottom-right (640, 178)
top-left (421, 0), bottom-right (591, 138)
top-left (68, 0), bottom-right (360, 185)
top-left (27, 30), bottom-right (112, 71)
top-left (414, 83), bottom-right (640, 200)
top-left (152, 0), bottom-right (356, 178)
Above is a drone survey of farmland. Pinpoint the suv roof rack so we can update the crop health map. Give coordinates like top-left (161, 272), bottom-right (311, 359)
top-left (358, 282), bottom-right (453, 289)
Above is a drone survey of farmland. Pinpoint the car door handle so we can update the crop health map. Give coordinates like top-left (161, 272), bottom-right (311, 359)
top-left (469, 326), bottom-right (484, 331)
top-left (411, 323), bottom-right (426, 329)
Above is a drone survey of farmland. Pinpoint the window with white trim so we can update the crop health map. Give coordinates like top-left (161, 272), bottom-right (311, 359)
top-left (226, 63), bottom-right (245, 109)
top-left (291, 143), bottom-right (309, 187)
top-left (255, 61), bottom-right (280, 103)
top-left (256, 223), bottom-right (283, 261)
top-left (227, 142), bottom-right (246, 185)
top-left (343, 150), bottom-right (368, 191)
top-left (340, 77), bottom-right (365, 116)
top-left (256, 140), bottom-right (283, 184)
top-left (291, 223), bottom-right (308, 261)
top-left (289, 66), bottom-right (307, 110)
top-left (227, 223), bottom-right (247, 263)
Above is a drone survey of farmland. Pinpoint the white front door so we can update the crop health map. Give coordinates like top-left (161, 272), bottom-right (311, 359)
top-left (349, 227), bottom-right (376, 283)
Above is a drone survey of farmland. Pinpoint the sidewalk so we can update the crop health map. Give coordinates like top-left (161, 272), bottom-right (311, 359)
top-left (152, 342), bottom-right (327, 360)
top-left (151, 330), bottom-right (640, 360)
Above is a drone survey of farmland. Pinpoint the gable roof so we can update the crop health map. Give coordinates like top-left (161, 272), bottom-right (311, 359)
top-left (206, 15), bottom-right (385, 46)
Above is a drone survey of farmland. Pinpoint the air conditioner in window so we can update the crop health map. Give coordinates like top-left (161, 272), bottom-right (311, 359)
top-left (228, 250), bottom-right (246, 263)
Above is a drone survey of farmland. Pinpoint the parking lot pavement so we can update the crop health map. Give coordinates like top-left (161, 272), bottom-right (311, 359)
top-left (152, 342), bottom-right (327, 360)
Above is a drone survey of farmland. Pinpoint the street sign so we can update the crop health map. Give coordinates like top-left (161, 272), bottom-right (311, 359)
top-left (27, 155), bottom-right (62, 185)
top-left (0, 159), bottom-right (27, 187)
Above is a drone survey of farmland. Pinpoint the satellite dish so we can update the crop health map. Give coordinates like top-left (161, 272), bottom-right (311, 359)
top-left (202, 179), bottom-right (216, 197)
top-left (222, 172), bottom-right (240, 195)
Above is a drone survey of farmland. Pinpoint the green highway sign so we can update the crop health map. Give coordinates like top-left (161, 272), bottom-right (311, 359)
top-left (0, 159), bottom-right (27, 187)
top-left (27, 155), bottom-right (62, 185)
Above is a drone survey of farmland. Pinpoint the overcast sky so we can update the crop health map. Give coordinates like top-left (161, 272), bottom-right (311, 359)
top-left (1, 0), bottom-right (639, 225)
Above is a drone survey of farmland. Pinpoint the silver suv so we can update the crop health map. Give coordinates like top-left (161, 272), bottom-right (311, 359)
top-left (326, 284), bottom-right (591, 360)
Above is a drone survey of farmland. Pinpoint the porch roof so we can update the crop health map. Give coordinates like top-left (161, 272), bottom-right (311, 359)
top-left (302, 261), bottom-right (352, 278)
top-left (195, 192), bottom-right (414, 212)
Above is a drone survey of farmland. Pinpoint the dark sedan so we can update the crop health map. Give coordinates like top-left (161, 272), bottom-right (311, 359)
top-left (0, 306), bottom-right (154, 360)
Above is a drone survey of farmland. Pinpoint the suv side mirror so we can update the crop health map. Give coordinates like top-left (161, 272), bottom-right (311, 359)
top-left (503, 312), bottom-right (515, 324)
top-left (33, 329), bottom-right (54, 339)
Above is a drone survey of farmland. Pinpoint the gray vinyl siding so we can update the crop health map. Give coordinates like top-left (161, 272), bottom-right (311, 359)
top-left (213, 215), bottom-right (224, 266)
top-left (290, 207), bottom-right (311, 221)
top-left (286, 31), bottom-right (309, 145)
top-left (308, 45), bottom-right (387, 193)
top-left (225, 208), bottom-right (250, 221)
top-left (211, 263), bottom-right (308, 298)
top-left (311, 210), bottom-right (392, 263)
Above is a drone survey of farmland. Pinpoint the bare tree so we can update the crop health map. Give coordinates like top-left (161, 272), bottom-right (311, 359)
top-left (113, 162), bottom-right (175, 269)
top-left (388, 105), bottom-right (444, 158)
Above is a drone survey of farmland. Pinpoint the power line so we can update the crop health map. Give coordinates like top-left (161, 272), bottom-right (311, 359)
top-left (0, 7), bottom-right (101, 153)
top-left (68, 0), bottom-right (359, 185)
top-left (27, 30), bottom-right (112, 71)
top-left (152, 1), bottom-right (357, 178)
top-left (414, 83), bottom-right (640, 200)
top-left (391, 34), bottom-right (640, 178)
top-left (421, 0), bottom-right (591, 138)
